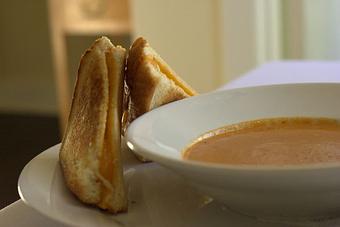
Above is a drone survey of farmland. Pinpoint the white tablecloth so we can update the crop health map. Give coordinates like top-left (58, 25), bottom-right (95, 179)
top-left (221, 61), bottom-right (340, 90)
top-left (2, 61), bottom-right (340, 226)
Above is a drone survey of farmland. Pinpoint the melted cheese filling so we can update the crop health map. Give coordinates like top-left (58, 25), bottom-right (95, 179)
top-left (144, 46), bottom-right (196, 96)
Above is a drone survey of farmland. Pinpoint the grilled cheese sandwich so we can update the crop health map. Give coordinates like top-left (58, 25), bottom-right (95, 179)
top-left (59, 36), bottom-right (197, 213)
top-left (59, 37), bottom-right (127, 213)
top-left (126, 37), bottom-right (197, 122)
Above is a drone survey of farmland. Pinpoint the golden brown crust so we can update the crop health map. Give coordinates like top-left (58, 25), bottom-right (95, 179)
top-left (125, 37), bottom-right (196, 122)
top-left (59, 37), bottom-right (127, 213)
top-left (126, 38), bottom-right (153, 120)
top-left (59, 35), bottom-right (198, 209)
top-left (60, 39), bottom-right (108, 204)
top-left (125, 38), bottom-right (198, 162)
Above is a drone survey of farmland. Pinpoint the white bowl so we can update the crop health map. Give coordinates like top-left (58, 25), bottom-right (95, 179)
top-left (126, 83), bottom-right (340, 220)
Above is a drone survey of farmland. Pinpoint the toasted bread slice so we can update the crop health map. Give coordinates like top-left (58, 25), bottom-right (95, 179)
top-left (124, 38), bottom-right (197, 161)
top-left (125, 37), bottom-right (197, 122)
top-left (59, 37), bottom-right (127, 213)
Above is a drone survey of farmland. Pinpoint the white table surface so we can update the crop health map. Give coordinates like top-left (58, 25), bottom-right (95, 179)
top-left (220, 61), bottom-right (340, 90)
top-left (2, 61), bottom-right (340, 226)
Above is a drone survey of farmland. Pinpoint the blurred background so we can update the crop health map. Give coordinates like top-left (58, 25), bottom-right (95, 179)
top-left (1, 0), bottom-right (339, 208)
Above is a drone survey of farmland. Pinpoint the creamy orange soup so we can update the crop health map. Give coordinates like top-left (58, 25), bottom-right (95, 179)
top-left (182, 118), bottom-right (340, 165)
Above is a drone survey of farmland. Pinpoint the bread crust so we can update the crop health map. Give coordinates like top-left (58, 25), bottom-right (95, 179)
top-left (59, 37), bottom-right (127, 213)
top-left (126, 37), bottom-right (197, 122)
top-left (125, 38), bottom-right (197, 162)
top-left (59, 36), bottom-right (198, 209)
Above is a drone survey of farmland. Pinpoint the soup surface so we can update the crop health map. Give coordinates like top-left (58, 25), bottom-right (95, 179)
top-left (182, 117), bottom-right (340, 165)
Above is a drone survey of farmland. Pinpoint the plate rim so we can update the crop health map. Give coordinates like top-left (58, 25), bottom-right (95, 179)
top-left (17, 143), bottom-right (76, 226)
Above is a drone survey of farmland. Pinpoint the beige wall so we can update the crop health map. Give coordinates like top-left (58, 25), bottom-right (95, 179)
top-left (130, 0), bottom-right (283, 91)
top-left (303, 0), bottom-right (340, 59)
top-left (6, 0), bottom-right (328, 114)
top-left (130, 0), bottom-right (221, 93)
top-left (0, 0), bottom-right (56, 114)
top-left (220, 0), bottom-right (258, 83)
top-left (0, 0), bottom-right (129, 114)
top-left (0, 0), bottom-right (277, 114)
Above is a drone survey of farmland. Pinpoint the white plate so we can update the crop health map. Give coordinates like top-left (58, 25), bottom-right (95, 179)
top-left (126, 83), bottom-right (340, 219)
top-left (17, 144), bottom-right (312, 227)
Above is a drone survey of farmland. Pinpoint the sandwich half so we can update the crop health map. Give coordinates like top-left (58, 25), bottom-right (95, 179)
top-left (59, 37), bottom-right (127, 213)
top-left (125, 37), bottom-right (197, 123)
